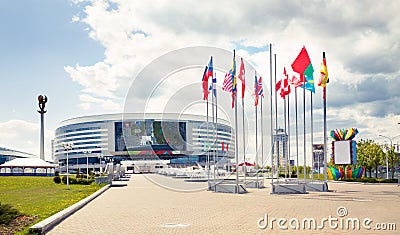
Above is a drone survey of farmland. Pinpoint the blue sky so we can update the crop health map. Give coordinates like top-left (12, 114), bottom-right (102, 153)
top-left (0, 0), bottom-right (399, 162)
top-left (0, 1), bottom-right (103, 124)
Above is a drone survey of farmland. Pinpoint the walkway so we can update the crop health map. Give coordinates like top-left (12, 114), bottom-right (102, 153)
top-left (48, 174), bottom-right (400, 234)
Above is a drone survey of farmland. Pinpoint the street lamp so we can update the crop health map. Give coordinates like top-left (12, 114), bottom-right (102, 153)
top-left (61, 142), bottom-right (74, 190)
top-left (97, 153), bottom-right (104, 174)
top-left (379, 134), bottom-right (400, 179)
top-left (83, 150), bottom-right (92, 179)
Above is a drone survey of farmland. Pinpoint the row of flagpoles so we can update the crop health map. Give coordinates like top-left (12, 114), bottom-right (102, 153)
top-left (201, 44), bottom-right (329, 191)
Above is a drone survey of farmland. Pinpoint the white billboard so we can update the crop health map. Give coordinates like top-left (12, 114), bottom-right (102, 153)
top-left (333, 140), bottom-right (351, 165)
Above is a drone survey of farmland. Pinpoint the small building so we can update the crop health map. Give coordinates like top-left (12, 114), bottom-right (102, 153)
top-left (0, 158), bottom-right (56, 176)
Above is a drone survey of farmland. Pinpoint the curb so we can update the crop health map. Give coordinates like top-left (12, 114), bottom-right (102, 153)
top-left (29, 184), bottom-right (110, 234)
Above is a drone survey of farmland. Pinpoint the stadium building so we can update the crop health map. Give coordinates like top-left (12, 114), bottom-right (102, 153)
top-left (53, 113), bottom-right (234, 173)
top-left (0, 147), bottom-right (38, 165)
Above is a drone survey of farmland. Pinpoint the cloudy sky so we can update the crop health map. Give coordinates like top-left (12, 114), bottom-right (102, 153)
top-left (0, 0), bottom-right (399, 163)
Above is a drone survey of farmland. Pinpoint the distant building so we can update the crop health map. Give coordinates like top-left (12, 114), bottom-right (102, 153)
top-left (312, 144), bottom-right (324, 172)
top-left (273, 128), bottom-right (288, 168)
top-left (0, 147), bottom-right (37, 165)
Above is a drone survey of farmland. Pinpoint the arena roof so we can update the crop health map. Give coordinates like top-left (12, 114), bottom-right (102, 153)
top-left (58, 113), bottom-right (231, 128)
top-left (0, 147), bottom-right (38, 158)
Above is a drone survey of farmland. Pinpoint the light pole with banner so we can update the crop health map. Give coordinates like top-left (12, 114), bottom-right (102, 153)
top-left (97, 153), bottom-right (104, 174)
top-left (61, 142), bottom-right (74, 190)
top-left (379, 134), bottom-right (400, 179)
top-left (83, 150), bottom-right (92, 179)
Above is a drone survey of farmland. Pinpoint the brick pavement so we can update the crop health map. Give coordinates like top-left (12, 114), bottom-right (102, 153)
top-left (47, 174), bottom-right (400, 235)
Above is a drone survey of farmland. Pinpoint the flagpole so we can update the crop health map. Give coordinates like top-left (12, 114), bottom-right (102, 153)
top-left (242, 82), bottom-right (246, 185)
top-left (255, 75), bottom-right (259, 185)
top-left (310, 91), bottom-right (314, 181)
top-left (233, 50), bottom-right (239, 193)
top-left (215, 72), bottom-right (219, 181)
top-left (260, 93), bottom-right (264, 186)
top-left (283, 92), bottom-right (287, 178)
top-left (303, 75), bottom-right (307, 185)
top-left (206, 94), bottom-right (210, 189)
top-left (323, 52), bottom-right (328, 183)
top-left (274, 54), bottom-right (278, 179)
top-left (211, 78), bottom-right (216, 184)
top-left (287, 92), bottom-right (291, 178)
top-left (269, 43), bottom-right (274, 189)
top-left (295, 88), bottom-right (299, 182)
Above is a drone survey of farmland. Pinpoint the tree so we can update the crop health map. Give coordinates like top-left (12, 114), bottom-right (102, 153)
top-left (298, 165), bottom-right (304, 174)
top-left (306, 166), bottom-right (312, 174)
top-left (384, 145), bottom-right (400, 179)
top-left (369, 142), bottom-right (384, 178)
top-left (357, 139), bottom-right (384, 178)
top-left (291, 166), bottom-right (297, 177)
top-left (357, 139), bottom-right (372, 177)
top-left (278, 165), bottom-right (283, 174)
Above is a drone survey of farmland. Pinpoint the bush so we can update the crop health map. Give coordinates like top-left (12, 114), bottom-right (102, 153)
top-left (76, 179), bottom-right (94, 185)
top-left (0, 202), bottom-right (23, 225)
top-left (61, 176), bottom-right (76, 184)
top-left (340, 177), bottom-right (398, 183)
top-left (61, 176), bottom-right (93, 185)
top-left (53, 176), bottom-right (61, 184)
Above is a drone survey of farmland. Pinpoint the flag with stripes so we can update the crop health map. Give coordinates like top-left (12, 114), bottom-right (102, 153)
top-left (254, 75), bottom-right (263, 106)
top-left (222, 70), bottom-right (233, 92)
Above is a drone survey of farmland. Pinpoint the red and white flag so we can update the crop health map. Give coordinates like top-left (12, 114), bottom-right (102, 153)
top-left (238, 58), bottom-right (245, 99)
top-left (276, 67), bottom-right (291, 99)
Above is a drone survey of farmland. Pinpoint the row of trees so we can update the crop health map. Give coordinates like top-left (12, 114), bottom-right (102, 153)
top-left (357, 139), bottom-right (400, 178)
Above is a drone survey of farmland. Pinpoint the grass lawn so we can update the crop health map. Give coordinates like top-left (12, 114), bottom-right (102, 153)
top-left (0, 176), bottom-right (105, 234)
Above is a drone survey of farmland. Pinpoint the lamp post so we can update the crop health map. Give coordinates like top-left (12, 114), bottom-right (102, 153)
top-left (83, 150), bottom-right (92, 179)
top-left (378, 134), bottom-right (400, 179)
top-left (97, 153), bottom-right (104, 174)
top-left (62, 142), bottom-right (74, 190)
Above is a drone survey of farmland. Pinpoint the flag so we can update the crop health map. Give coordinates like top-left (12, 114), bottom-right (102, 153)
top-left (254, 75), bottom-right (263, 106)
top-left (202, 57), bottom-right (213, 100)
top-left (291, 46), bottom-right (313, 80)
top-left (202, 65), bottom-right (209, 100)
top-left (207, 56), bottom-right (213, 78)
top-left (276, 67), bottom-right (291, 99)
top-left (257, 77), bottom-right (264, 97)
top-left (211, 76), bottom-right (217, 97)
top-left (301, 76), bottom-right (315, 93)
top-left (318, 56), bottom-right (329, 87)
top-left (231, 50), bottom-right (237, 108)
top-left (289, 75), bottom-right (303, 88)
top-left (291, 46), bottom-right (315, 93)
top-left (232, 51), bottom-right (237, 92)
top-left (222, 70), bottom-right (233, 92)
top-left (254, 75), bottom-right (259, 106)
top-left (238, 58), bottom-right (245, 99)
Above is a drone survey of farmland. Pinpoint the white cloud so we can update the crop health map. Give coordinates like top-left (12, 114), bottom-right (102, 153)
top-left (71, 15), bottom-right (80, 22)
top-left (63, 0), bottom-right (400, 165)
top-left (0, 120), bottom-right (54, 161)
top-left (79, 93), bottom-right (122, 111)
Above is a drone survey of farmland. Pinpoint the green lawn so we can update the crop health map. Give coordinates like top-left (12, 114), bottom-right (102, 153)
top-left (0, 176), bottom-right (105, 233)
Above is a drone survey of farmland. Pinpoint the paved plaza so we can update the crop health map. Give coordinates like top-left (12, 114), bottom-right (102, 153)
top-left (48, 174), bottom-right (400, 234)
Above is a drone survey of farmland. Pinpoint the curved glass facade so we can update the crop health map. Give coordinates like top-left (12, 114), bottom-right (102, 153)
top-left (53, 113), bottom-right (234, 173)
